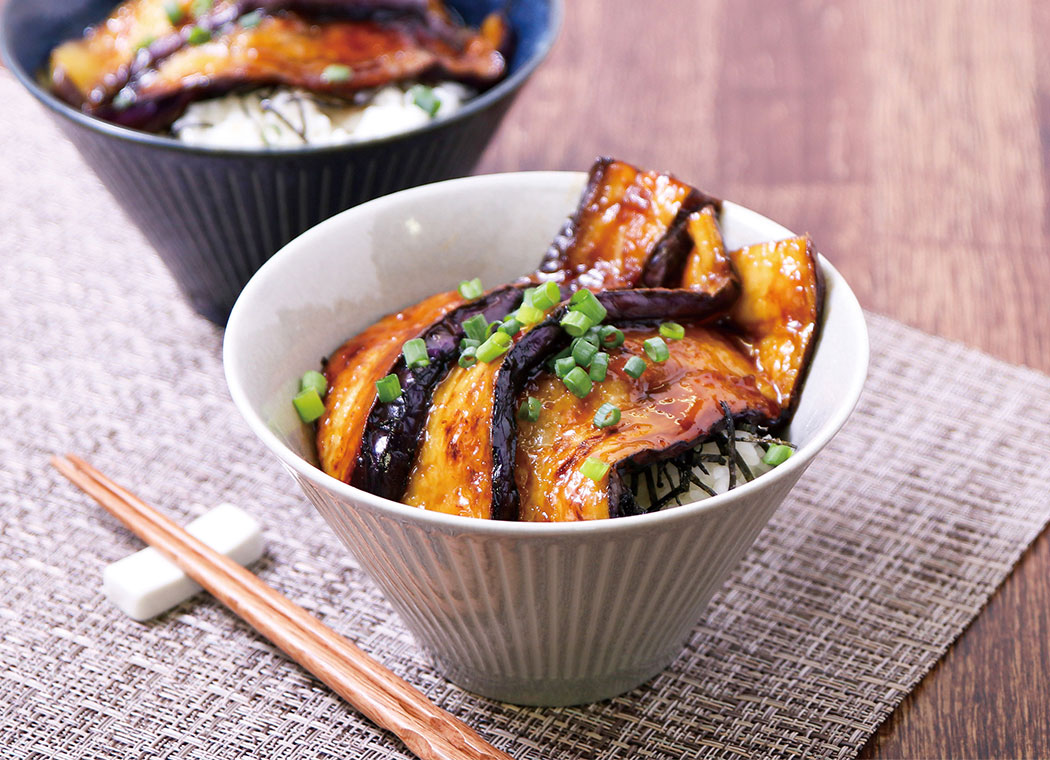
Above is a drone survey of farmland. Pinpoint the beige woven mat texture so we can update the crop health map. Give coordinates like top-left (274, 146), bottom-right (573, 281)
top-left (4, 72), bottom-right (1050, 759)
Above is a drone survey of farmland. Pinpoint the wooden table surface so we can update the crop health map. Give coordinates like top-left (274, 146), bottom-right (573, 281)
top-left (474, 2), bottom-right (1050, 757)
top-left (4, 1), bottom-right (1048, 757)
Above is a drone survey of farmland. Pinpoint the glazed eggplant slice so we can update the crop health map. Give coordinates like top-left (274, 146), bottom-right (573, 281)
top-left (48, 0), bottom-right (203, 108)
top-left (401, 353), bottom-right (509, 519)
top-left (317, 289), bottom-right (462, 483)
top-left (489, 288), bottom-right (738, 521)
top-left (727, 236), bottom-right (823, 418)
top-left (513, 324), bottom-right (781, 521)
top-left (679, 206), bottom-right (738, 298)
top-left (537, 158), bottom-right (718, 290)
top-left (350, 285), bottom-right (524, 500)
top-left (94, 7), bottom-right (508, 130)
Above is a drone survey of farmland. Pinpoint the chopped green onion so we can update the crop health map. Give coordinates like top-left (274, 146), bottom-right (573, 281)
top-left (560, 311), bottom-right (594, 337)
top-left (571, 338), bottom-right (598, 368)
top-left (530, 281), bottom-right (560, 311)
top-left (515, 304), bottom-right (545, 325)
top-left (375, 374), bottom-right (402, 403)
top-left (238, 9), bottom-right (263, 27)
top-left (186, 25), bottom-right (211, 44)
top-left (562, 366), bottom-right (592, 398)
top-left (190, 0), bottom-right (212, 17)
top-left (460, 337), bottom-right (481, 351)
top-left (300, 370), bottom-right (327, 397)
top-left (599, 325), bottom-right (625, 348)
top-left (547, 344), bottom-right (573, 373)
top-left (589, 352), bottom-right (609, 382)
top-left (659, 321), bottom-right (685, 340)
top-left (517, 396), bottom-right (541, 423)
top-left (568, 289), bottom-right (607, 323)
top-left (164, 0), bottom-right (185, 25)
top-left (321, 64), bottom-right (352, 84)
top-left (476, 332), bottom-right (512, 363)
top-left (402, 338), bottom-right (429, 369)
top-left (643, 336), bottom-right (670, 363)
top-left (582, 325), bottom-right (603, 345)
top-left (762, 444), bottom-right (794, 466)
top-left (624, 356), bottom-right (647, 379)
top-left (462, 313), bottom-right (489, 342)
top-left (498, 317), bottom-right (522, 337)
top-left (458, 277), bottom-right (483, 300)
top-left (292, 388), bottom-right (325, 423)
top-left (580, 457), bottom-right (610, 481)
top-left (554, 356), bottom-right (577, 378)
top-left (458, 347), bottom-right (477, 368)
top-left (410, 84), bottom-right (441, 117)
top-left (593, 403), bottom-right (621, 429)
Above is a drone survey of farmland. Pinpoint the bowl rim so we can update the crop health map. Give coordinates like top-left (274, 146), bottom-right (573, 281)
top-left (0, 0), bottom-right (564, 157)
top-left (224, 170), bottom-right (870, 537)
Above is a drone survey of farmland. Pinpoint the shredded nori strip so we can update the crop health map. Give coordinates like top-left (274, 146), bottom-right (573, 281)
top-left (630, 399), bottom-right (792, 511)
top-left (643, 468), bottom-right (658, 506)
top-left (687, 471), bottom-right (718, 498)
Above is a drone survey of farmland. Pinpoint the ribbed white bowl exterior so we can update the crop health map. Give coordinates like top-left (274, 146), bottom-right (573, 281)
top-left (291, 464), bottom-right (803, 704)
top-left (225, 171), bottom-right (869, 706)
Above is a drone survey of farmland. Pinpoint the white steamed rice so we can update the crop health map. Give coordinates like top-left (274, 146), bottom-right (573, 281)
top-left (633, 430), bottom-right (784, 511)
top-left (171, 81), bottom-right (473, 149)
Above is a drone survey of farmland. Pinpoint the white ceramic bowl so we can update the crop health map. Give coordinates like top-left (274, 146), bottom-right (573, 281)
top-left (224, 171), bottom-right (869, 706)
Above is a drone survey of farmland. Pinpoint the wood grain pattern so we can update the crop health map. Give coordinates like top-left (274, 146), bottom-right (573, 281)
top-left (5, 0), bottom-right (1049, 756)
top-left (474, 2), bottom-right (1050, 757)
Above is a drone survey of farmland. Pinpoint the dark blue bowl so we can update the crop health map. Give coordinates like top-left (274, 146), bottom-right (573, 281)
top-left (1, 0), bottom-right (561, 324)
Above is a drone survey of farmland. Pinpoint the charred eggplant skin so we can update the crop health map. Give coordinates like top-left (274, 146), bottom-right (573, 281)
top-left (593, 287), bottom-right (737, 323)
top-left (489, 321), bottom-right (562, 520)
top-left (351, 285), bottom-right (523, 501)
top-left (639, 192), bottom-right (721, 287)
top-left (490, 288), bottom-right (738, 521)
top-left (535, 156), bottom-right (615, 280)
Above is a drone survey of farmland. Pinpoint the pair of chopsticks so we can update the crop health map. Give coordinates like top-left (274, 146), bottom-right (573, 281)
top-left (51, 455), bottom-right (511, 760)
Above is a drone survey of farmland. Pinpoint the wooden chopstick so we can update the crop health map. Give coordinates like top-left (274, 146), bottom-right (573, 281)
top-left (51, 455), bottom-right (511, 760)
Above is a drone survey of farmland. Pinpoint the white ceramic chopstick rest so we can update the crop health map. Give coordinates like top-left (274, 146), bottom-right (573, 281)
top-left (102, 503), bottom-right (265, 621)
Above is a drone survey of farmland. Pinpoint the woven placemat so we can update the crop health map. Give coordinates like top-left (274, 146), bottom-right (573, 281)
top-left (4, 71), bottom-right (1050, 760)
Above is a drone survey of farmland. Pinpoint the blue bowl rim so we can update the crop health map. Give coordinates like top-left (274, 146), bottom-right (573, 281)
top-left (0, 0), bottom-right (563, 157)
